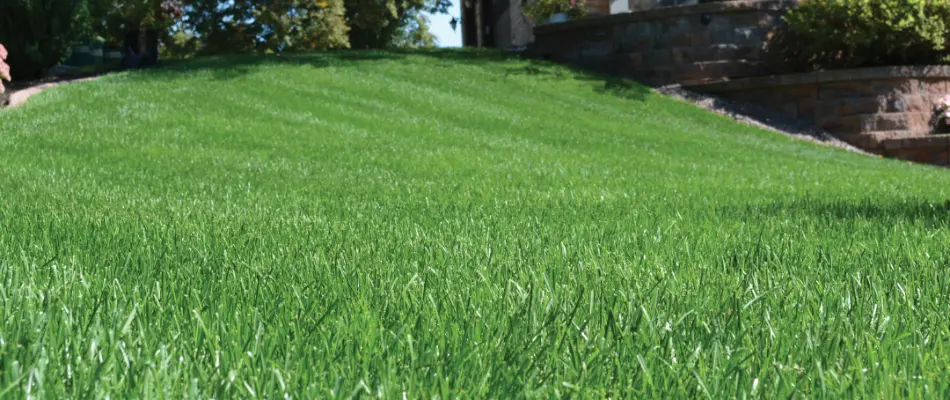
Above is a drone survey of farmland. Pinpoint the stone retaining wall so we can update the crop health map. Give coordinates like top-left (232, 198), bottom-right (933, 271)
top-left (530, 0), bottom-right (950, 166)
top-left (629, 0), bottom-right (699, 11)
top-left (881, 135), bottom-right (950, 166)
top-left (529, 0), bottom-right (800, 85)
top-left (690, 66), bottom-right (950, 164)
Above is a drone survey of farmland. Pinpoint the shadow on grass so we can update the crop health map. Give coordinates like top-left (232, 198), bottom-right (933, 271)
top-left (594, 76), bottom-right (651, 101)
top-left (501, 61), bottom-right (650, 101)
top-left (721, 197), bottom-right (950, 226)
top-left (144, 49), bottom-right (517, 80)
top-left (129, 48), bottom-right (652, 102)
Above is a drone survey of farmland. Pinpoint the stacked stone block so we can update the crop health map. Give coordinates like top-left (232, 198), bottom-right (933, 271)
top-left (529, 0), bottom-right (950, 166)
top-left (530, 0), bottom-right (799, 85)
top-left (695, 67), bottom-right (950, 161)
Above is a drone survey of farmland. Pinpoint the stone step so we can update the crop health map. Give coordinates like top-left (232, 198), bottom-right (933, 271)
top-left (880, 134), bottom-right (950, 150)
top-left (878, 134), bottom-right (950, 166)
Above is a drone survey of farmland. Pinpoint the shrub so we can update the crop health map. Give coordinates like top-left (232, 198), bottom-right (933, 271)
top-left (769, 0), bottom-right (950, 72)
top-left (0, 0), bottom-right (91, 79)
top-left (523, 0), bottom-right (589, 23)
top-left (0, 44), bottom-right (9, 94)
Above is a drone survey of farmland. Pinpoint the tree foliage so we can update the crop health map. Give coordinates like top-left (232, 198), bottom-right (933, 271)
top-left (173, 0), bottom-right (444, 55)
top-left (0, 0), bottom-right (450, 80)
top-left (345, 0), bottom-right (450, 49)
top-left (89, 0), bottom-right (184, 42)
top-left (390, 11), bottom-right (438, 49)
top-left (184, 0), bottom-right (268, 54)
top-left (0, 0), bottom-right (91, 79)
top-left (256, 0), bottom-right (350, 52)
top-left (174, 0), bottom-right (349, 55)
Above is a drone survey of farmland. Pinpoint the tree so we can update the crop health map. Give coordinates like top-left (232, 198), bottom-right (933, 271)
top-left (475, 0), bottom-right (483, 47)
top-left (176, 0), bottom-right (348, 55)
top-left (105, 0), bottom-right (452, 59)
top-left (184, 0), bottom-right (262, 54)
top-left (391, 11), bottom-right (438, 48)
top-left (96, 0), bottom-right (183, 35)
top-left (0, 0), bottom-right (91, 79)
top-left (255, 0), bottom-right (350, 52)
top-left (345, 0), bottom-right (451, 49)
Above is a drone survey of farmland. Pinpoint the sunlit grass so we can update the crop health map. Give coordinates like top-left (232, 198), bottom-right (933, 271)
top-left (1, 49), bottom-right (950, 398)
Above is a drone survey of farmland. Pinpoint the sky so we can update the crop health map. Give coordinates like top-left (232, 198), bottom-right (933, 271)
top-left (426, 3), bottom-right (463, 48)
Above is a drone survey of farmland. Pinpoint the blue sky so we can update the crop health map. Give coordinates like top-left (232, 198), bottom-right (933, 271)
top-left (426, 3), bottom-right (463, 48)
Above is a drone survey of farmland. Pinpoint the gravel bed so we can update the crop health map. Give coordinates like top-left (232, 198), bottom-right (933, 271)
top-left (654, 84), bottom-right (876, 157)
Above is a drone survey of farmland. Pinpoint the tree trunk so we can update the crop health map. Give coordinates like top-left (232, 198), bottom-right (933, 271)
top-left (144, 29), bottom-right (159, 67)
top-left (475, 0), bottom-right (484, 47)
top-left (124, 30), bottom-right (141, 56)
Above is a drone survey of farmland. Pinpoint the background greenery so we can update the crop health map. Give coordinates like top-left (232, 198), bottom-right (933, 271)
top-left (770, 0), bottom-right (950, 72)
top-left (0, 0), bottom-right (91, 79)
top-left (0, 0), bottom-right (450, 80)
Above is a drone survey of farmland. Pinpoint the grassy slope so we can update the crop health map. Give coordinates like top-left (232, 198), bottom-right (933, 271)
top-left (1, 50), bottom-right (950, 398)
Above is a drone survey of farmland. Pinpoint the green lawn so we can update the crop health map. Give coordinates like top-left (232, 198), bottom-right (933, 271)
top-left (2, 50), bottom-right (950, 398)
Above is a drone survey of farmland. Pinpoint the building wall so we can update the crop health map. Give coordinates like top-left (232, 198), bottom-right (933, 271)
top-left (614, 0), bottom-right (704, 15)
